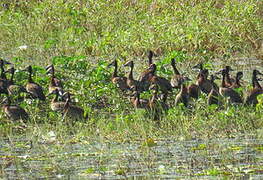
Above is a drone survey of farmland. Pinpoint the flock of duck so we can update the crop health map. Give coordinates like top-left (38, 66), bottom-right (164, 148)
top-left (0, 50), bottom-right (263, 122)
top-left (108, 51), bottom-right (263, 119)
top-left (0, 60), bottom-right (86, 121)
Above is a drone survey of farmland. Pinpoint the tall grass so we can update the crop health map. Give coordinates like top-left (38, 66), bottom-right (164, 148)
top-left (0, 0), bottom-right (262, 64)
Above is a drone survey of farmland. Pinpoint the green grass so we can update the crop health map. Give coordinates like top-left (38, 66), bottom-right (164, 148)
top-left (0, 55), bottom-right (262, 143)
top-left (0, 2), bottom-right (263, 173)
top-left (0, 0), bottom-right (262, 64)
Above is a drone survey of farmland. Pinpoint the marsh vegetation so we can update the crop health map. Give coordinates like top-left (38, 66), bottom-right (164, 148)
top-left (0, 0), bottom-right (263, 178)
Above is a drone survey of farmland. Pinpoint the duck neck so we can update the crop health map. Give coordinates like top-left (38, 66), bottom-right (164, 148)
top-left (128, 63), bottom-right (134, 80)
top-left (28, 70), bottom-right (33, 83)
top-left (112, 61), bottom-right (118, 78)
top-left (10, 70), bottom-right (14, 84)
top-left (135, 92), bottom-right (141, 106)
top-left (148, 53), bottom-right (153, 66)
top-left (225, 70), bottom-right (232, 85)
top-left (235, 75), bottom-right (241, 87)
top-left (0, 65), bottom-right (6, 79)
top-left (51, 66), bottom-right (55, 78)
top-left (171, 61), bottom-right (180, 75)
top-left (221, 72), bottom-right (227, 88)
top-left (253, 73), bottom-right (261, 89)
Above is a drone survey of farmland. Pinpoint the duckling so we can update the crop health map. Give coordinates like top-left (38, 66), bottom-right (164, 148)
top-left (196, 69), bottom-right (214, 94)
top-left (5, 67), bottom-right (27, 95)
top-left (24, 65), bottom-right (46, 101)
top-left (170, 58), bottom-right (184, 88)
top-left (48, 89), bottom-right (66, 112)
top-left (244, 70), bottom-right (263, 106)
top-left (130, 86), bottom-right (149, 109)
top-left (219, 69), bottom-right (243, 104)
top-left (62, 94), bottom-right (87, 120)
top-left (230, 71), bottom-right (243, 89)
top-left (108, 60), bottom-right (129, 91)
top-left (207, 75), bottom-right (221, 105)
top-left (1, 97), bottom-right (29, 121)
top-left (175, 77), bottom-right (190, 107)
top-left (46, 64), bottom-right (63, 94)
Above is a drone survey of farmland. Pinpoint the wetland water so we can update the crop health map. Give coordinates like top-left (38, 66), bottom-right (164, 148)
top-left (0, 134), bottom-right (263, 179)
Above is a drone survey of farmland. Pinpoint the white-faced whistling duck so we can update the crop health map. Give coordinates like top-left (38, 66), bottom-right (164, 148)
top-left (230, 71), bottom-right (243, 89)
top-left (148, 84), bottom-right (168, 122)
top-left (147, 64), bottom-right (173, 101)
top-left (130, 86), bottom-right (149, 109)
top-left (170, 58), bottom-right (185, 88)
top-left (175, 77), bottom-right (190, 107)
top-left (217, 66), bottom-right (234, 87)
top-left (244, 70), bottom-right (263, 106)
top-left (5, 67), bottom-right (27, 95)
top-left (46, 64), bottom-right (63, 94)
top-left (108, 60), bottom-right (129, 91)
top-left (62, 93), bottom-right (87, 120)
top-left (48, 88), bottom-right (66, 112)
top-left (123, 60), bottom-right (141, 90)
top-left (219, 69), bottom-right (243, 104)
top-left (24, 65), bottom-right (46, 101)
top-left (186, 63), bottom-right (203, 99)
top-left (207, 75), bottom-right (221, 105)
top-left (1, 97), bottom-right (29, 121)
top-left (196, 69), bottom-right (213, 94)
